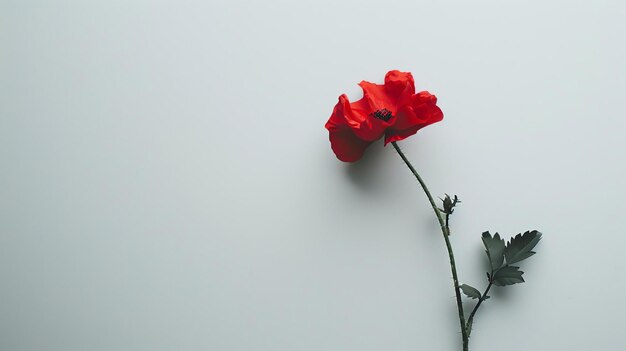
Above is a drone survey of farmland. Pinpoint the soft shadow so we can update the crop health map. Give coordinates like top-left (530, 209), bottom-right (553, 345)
top-left (344, 140), bottom-right (387, 191)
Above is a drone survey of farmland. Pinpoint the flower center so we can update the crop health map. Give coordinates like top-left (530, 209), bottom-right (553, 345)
top-left (369, 108), bottom-right (393, 122)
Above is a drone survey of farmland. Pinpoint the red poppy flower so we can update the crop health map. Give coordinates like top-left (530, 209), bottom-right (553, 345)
top-left (325, 70), bottom-right (444, 162)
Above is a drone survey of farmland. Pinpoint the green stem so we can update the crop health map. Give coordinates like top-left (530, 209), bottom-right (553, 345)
top-left (391, 142), bottom-right (468, 351)
top-left (466, 281), bottom-right (493, 337)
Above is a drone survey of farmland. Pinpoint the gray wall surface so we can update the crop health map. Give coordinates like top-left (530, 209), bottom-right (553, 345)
top-left (2, 0), bottom-right (625, 350)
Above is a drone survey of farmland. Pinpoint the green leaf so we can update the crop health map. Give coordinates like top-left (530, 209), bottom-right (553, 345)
top-left (460, 284), bottom-right (481, 299)
top-left (482, 231), bottom-right (505, 271)
top-left (505, 230), bottom-right (542, 265)
top-left (492, 266), bottom-right (525, 286)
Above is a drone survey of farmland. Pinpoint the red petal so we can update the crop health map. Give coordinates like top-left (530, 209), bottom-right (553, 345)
top-left (325, 71), bottom-right (436, 160)
top-left (358, 80), bottom-right (396, 114)
top-left (356, 70), bottom-right (415, 116)
top-left (385, 91), bottom-right (443, 144)
top-left (325, 94), bottom-right (352, 131)
top-left (411, 91), bottom-right (443, 124)
top-left (384, 70), bottom-right (415, 106)
top-left (328, 128), bottom-right (371, 162)
top-left (327, 94), bottom-right (390, 142)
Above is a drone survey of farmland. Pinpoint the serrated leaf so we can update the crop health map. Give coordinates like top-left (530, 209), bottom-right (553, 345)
top-left (482, 231), bottom-right (505, 271)
top-left (460, 284), bottom-right (481, 299)
top-left (505, 230), bottom-right (542, 265)
top-left (492, 266), bottom-right (525, 286)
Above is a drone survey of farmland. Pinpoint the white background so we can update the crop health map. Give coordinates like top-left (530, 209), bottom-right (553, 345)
top-left (2, 1), bottom-right (626, 350)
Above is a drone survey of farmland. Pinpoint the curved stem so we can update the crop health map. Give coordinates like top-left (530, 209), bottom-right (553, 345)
top-left (466, 281), bottom-right (493, 336)
top-left (391, 142), bottom-right (468, 351)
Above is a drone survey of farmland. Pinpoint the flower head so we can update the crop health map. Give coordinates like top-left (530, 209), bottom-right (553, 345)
top-left (325, 70), bottom-right (443, 162)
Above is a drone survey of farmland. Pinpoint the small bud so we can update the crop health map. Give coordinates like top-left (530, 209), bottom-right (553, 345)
top-left (441, 194), bottom-right (460, 215)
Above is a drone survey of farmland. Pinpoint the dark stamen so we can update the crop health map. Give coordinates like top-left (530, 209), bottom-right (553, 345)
top-left (369, 108), bottom-right (393, 122)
